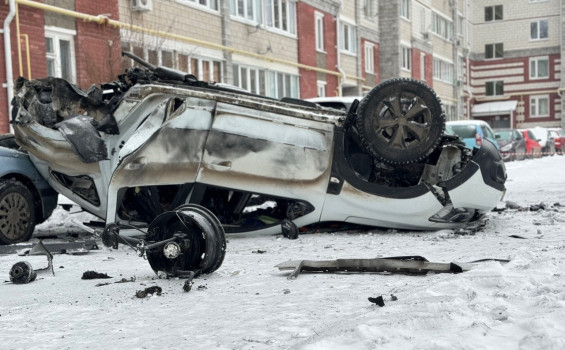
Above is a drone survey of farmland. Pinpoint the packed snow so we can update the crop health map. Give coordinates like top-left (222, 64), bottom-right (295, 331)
top-left (1, 156), bottom-right (564, 350)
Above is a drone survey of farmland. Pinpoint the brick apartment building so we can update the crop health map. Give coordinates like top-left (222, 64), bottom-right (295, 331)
top-left (1, 0), bottom-right (564, 134)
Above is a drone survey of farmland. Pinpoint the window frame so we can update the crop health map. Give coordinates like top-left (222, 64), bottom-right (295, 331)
top-left (433, 57), bottom-right (454, 84)
top-left (485, 43), bottom-right (503, 59)
top-left (316, 80), bottom-right (326, 98)
top-left (530, 95), bottom-right (550, 118)
top-left (315, 11), bottom-right (324, 52)
top-left (265, 0), bottom-right (297, 36)
top-left (364, 42), bottom-right (375, 74)
top-left (530, 19), bottom-right (549, 41)
top-left (485, 80), bottom-right (504, 96)
top-left (340, 20), bottom-right (357, 55)
top-left (230, 0), bottom-right (263, 23)
top-left (432, 12), bottom-right (453, 40)
top-left (400, 0), bottom-right (410, 20)
top-left (178, 0), bottom-right (219, 12)
top-left (484, 5), bottom-right (503, 22)
top-left (44, 26), bottom-right (77, 84)
top-left (401, 46), bottom-right (411, 71)
top-left (529, 56), bottom-right (549, 79)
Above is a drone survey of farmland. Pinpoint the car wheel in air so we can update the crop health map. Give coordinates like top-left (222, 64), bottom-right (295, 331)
top-left (0, 179), bottom-right (36, 245)
top-left (356, 78), bottom-right (445, 164)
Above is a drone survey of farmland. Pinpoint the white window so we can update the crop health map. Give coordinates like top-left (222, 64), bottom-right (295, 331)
top-left (268, 71), bottom-right (299, 98)
top-left (484, 5), bottom-right (502, 22)
top-left (233, 64), bottom-right (266, 95)
top-left (433, 58), bottom-right (454, 83)
top-left (401, 46), bottom-right (411, 71)
top-left (182, 0), bottom-right (219, 11)
top-left (420, 53), bottom-right (426, 80)
top-left (530, 19), bottom-right (548, 40)
top-left (432, 13), bottom-right (452, 40)
top-left (188, 57), bottom-right (223, 83)
top-left (400, 0), bottom-right (410, 19)
top-left (364, 42), bottom-right (375, 73)
top-left (530, 95), bottom-right (549, 117)
top-left (364, 0), bottom-right (376, 18)
top-left (266, 0), bottom-right (297, 35)
top-left (45, 27), bottom-right (76, 83)
top-left (230, 0), bottom-right (263, 23)
top-left (340, 22), bottom-right (357, 54)
top-left (317, 81), bottom-right (326, 97)
top-left (530, 57), bottom-right (549, 79)
top-left (315, 12), bottom-right (324, 52)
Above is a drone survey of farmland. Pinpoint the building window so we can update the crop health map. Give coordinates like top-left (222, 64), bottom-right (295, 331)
top-left (485, 43), bottom-right (503, 59)
top-left (400, 0), bottom-right (410, 19)
top-left (340, 22), bottom-right (357, 54)
top-left (45, 27), bottom-right (76, 83)
top-left (187, 57), bottom-right (223, 83)
top-left (485, 81), bottom-right (504, 96)
top-left (433, 58), bottom-right (454, 83)
top-left (315, 12), bottom-right (324, 52)
top-left (530, 95), bottom-right (549, 117)
top-left (233, 64), bottom-right (298, 98)
top-left (457, 14), bottom-right (464, 36)
top-left (530, 57), bottom-right (549, 79)
top-left (401, 46), bottom-right (411, 71)
top-left (266, 0), bottom-right (296, 35)
top-left (364, 0), bottom-right (376, 18)
top-left (365, 42), bottom-right (375, 73)
top-left (530, 19), bottom-right (548, 40)
top-left (230, 0), bottom-right (263, 23)
top-left (432, 13), bottom-right (452, 40)
top-left (182, 0), bottom-right (219, 11)
top-left (317, 81), bottom-right (326, 97)
top-left (268, 71), bottom-right (299, 98)
top-left (484, 5), bottom-right (502, 22)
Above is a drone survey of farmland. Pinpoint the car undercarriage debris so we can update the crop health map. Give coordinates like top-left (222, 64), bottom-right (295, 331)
top-left (9, 240), bottom-right (54, 284)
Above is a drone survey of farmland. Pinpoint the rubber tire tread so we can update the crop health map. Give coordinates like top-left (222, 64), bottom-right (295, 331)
top-left (0, 179), bottom-right (36, 245)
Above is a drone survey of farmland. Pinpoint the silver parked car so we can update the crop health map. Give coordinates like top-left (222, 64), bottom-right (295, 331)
top-left (10, 52), bottom-right (506, 276)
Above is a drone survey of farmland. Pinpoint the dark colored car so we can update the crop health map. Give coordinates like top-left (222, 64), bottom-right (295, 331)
top-left (494, 128), bottom-right (527, 162)
top-left (520, 129), bottom-right (542, 158)
top-left (0, 134), bottom-right (58, 244)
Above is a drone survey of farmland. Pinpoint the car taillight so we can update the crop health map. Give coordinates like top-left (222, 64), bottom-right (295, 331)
top-left (475, 133), bottom-right (482, 147)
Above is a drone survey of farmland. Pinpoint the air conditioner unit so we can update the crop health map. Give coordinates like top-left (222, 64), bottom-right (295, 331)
top-left (132, 0), bottom-right (152, 12)
top-left (422, 32), bottom-right (430, 40)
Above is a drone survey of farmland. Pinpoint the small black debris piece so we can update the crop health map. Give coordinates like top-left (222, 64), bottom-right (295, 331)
top-left (368, 295), bottom-right (385, 307)
top-left (183, 280), bottom-right (192, 292)
top-left (252, 250), bottom-right (267, 254)
top-left (136, 286), bottom-right (162, 298)
top-left (509, 235), bottom-right (527, 239)
top-left (82, 271), bottom-right (112, 280)
top-left (197, 285), bottom-right (207, 291)
top-left (390, 294), bottom-right (398, 301)
top-left (529, 203), bottom-right (547, 212)
top-left (505, 201), bottom-right (522, 210)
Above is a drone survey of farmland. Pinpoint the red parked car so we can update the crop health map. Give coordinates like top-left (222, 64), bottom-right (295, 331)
top-left (520, 129), bottom-right (542, 158)
top-left (550, 128), bottom-right (565, 154)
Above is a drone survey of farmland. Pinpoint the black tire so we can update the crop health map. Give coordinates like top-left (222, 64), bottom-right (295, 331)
top-left (0, 179), bottom-right (36, 245)
top-left (356, 78), bottom-right (445, 164)
top-left (146, 204), bottom-right (226, 275)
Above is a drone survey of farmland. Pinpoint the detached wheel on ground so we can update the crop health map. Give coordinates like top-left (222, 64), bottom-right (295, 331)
top-left (0, 179), bottom-right (36, 245)
top-left (146, 204), bottom-right (226, 275)
top-left (356, 78), bottom-right (446, 164)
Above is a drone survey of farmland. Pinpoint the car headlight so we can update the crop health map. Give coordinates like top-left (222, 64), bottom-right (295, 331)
top-left (500, 143), bottom-right (512, 152)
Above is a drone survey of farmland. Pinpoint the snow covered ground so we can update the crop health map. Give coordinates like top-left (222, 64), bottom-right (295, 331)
top-left (1, 156), bottom-right (564, 350)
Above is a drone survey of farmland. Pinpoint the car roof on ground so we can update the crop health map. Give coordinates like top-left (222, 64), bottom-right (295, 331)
top-left (306, 96), bottom-right (363, 104)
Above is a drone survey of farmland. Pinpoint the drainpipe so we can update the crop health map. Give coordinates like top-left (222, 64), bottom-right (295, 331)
top-left (336, 1), bottom-right (345, 96)
top-left (465, 0), bottom-right (472, 121)
top-left (3, 0), bottom-right (16, 134)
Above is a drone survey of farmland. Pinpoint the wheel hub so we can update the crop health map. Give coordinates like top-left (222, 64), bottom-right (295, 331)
top-left (0, 192), bottom-right (30, 240)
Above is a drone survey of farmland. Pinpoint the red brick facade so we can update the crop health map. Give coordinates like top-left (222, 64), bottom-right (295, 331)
top-left (0, 3), bottom-right (47, 133)
top-left (411, 48), bottom-right (433, 88)
top-left (0, 1), bottom-right (120, 133)
top-left (296, 2), bottom-right (339, 98)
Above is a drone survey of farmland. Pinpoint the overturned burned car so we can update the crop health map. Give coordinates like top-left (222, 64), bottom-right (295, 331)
top-left (11, 52), bottom-right (506, 276)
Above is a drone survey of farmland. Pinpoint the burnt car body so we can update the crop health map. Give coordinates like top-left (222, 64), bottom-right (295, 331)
top-left (10, 53), bottom-right (506, 276)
